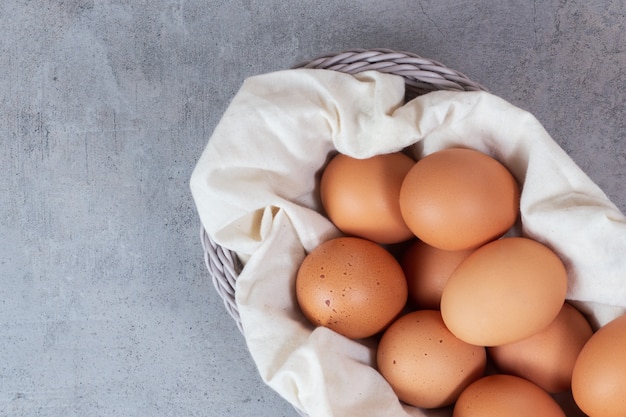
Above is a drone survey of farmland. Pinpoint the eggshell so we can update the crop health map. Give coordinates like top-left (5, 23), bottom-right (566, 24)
top-left (488, 302), bottom-right (593, 393)
top-left (320, 152), bottom-right (415, 244)
top-left (400, 240), bottom-right (474, 309)
top-left (398, 147), bottom-right (519, 251)
top-left (377, 310), bottom-right (486, 409)
top-left (440, 237), bottom-right (568, 346)
top-left (571, 313), bottom-right (626, 417)
top-left (453, 374), bottom-right (566, 417)
top-left (295, 237), bottom-right (408, 339)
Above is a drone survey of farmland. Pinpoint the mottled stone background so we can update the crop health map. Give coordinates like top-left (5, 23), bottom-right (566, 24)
top-left (1, 1), bottom-right (624, 416)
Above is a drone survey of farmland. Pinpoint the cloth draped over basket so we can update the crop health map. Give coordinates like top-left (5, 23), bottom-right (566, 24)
top-left (190, 68), bottom-right (626, 417)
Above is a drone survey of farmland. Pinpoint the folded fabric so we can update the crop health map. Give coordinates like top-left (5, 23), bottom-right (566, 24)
top-left (190, 68), bottom-right (626, 417)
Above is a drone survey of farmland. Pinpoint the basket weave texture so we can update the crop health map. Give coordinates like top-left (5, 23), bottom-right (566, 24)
top-left (199, 48), bottom-right (487, 416)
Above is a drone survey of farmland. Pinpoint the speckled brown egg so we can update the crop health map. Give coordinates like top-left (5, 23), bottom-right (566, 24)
top-left (320, 152), bottom-right (415, 244)
top-left (453, 374), bottom-right (566, 417)
top-left (376, 310), bottom-right (486, 409)
top-left (488, 302), bottom-right (593, 393)
top-left (399, 147), bottom-right (520, 251)
top-left (295, 237), bottom-right (408, 339)
top-left (441, 237), bottom-right (568, 346)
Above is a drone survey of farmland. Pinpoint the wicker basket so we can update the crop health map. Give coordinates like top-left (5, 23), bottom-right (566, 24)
top-left (199, 48), bottom-right (488, 416)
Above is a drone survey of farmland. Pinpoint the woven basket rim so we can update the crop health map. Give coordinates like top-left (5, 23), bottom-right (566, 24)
top-left (292, 48), bottom-right (487, 97)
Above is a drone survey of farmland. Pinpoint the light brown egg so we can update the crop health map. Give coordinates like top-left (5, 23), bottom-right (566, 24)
top-left (377, 310), bottom-right (486, 409)
top-left (488, 302), bottom-right (593, 393)
top-left (320, 152), bottom-right (415, 244)
top-left (572, 313), bottom-right (626, 417)
top-left (440, 237), bottom-right (568, 346)
top-left (400, 240), bottom-right (474, 310)
top-left (453, 374), bottom-right (566, 417)
top-left (398, 147), bottom-right (519, 251)
top-left (295, 237), bottom-right (408, 339)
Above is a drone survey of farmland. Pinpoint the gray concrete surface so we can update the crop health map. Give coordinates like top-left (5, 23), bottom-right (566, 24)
top-left (1, 1), bottom-right (624, 416)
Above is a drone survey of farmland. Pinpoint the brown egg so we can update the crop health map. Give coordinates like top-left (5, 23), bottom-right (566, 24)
top-left (320, 152), bottom-right (415, 244)
top-left (488, 302), bottom-right (593, 393)
top-left (401, 240), bottom-right (474, 309)
top-left (399, 147), bottom-right (519, 251)
top-left (295, 237), bottom-right (408, 339)
top-left (441, 237), bottom-right (568, 346)
top-left (453, 374), bottom-right (566, 417)
top-left (572, 313), bottom-right (626, 417)
top-left (377, 310), bottom-right (486, 409)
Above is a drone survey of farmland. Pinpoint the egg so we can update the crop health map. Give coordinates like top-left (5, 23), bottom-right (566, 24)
top-left (376, 310), bottom-right (486, 409)
top-left (398, 147), bottom-right (520, 251)
top-left (453, 374), bottom-right (566, 417)
top-left (400, 240), bottom-right (474, 309)
top-left (320, 152), bottom-right (415, 244)
top-left (440, 237), bottom-right (568, 346)
top-left (295, 236), bottom-right (408, 339)
top-left (571, 313), bottom-right (626, 417)
top-left (488, 302), bottom-right (593, 393)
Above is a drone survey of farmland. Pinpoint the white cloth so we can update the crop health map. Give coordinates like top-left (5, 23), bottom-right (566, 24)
top-left (190, 69), bottom-right (626, 417)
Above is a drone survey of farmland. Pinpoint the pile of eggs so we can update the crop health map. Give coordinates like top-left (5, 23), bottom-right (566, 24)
top-left (295, 147), bottom-right (626, 417)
